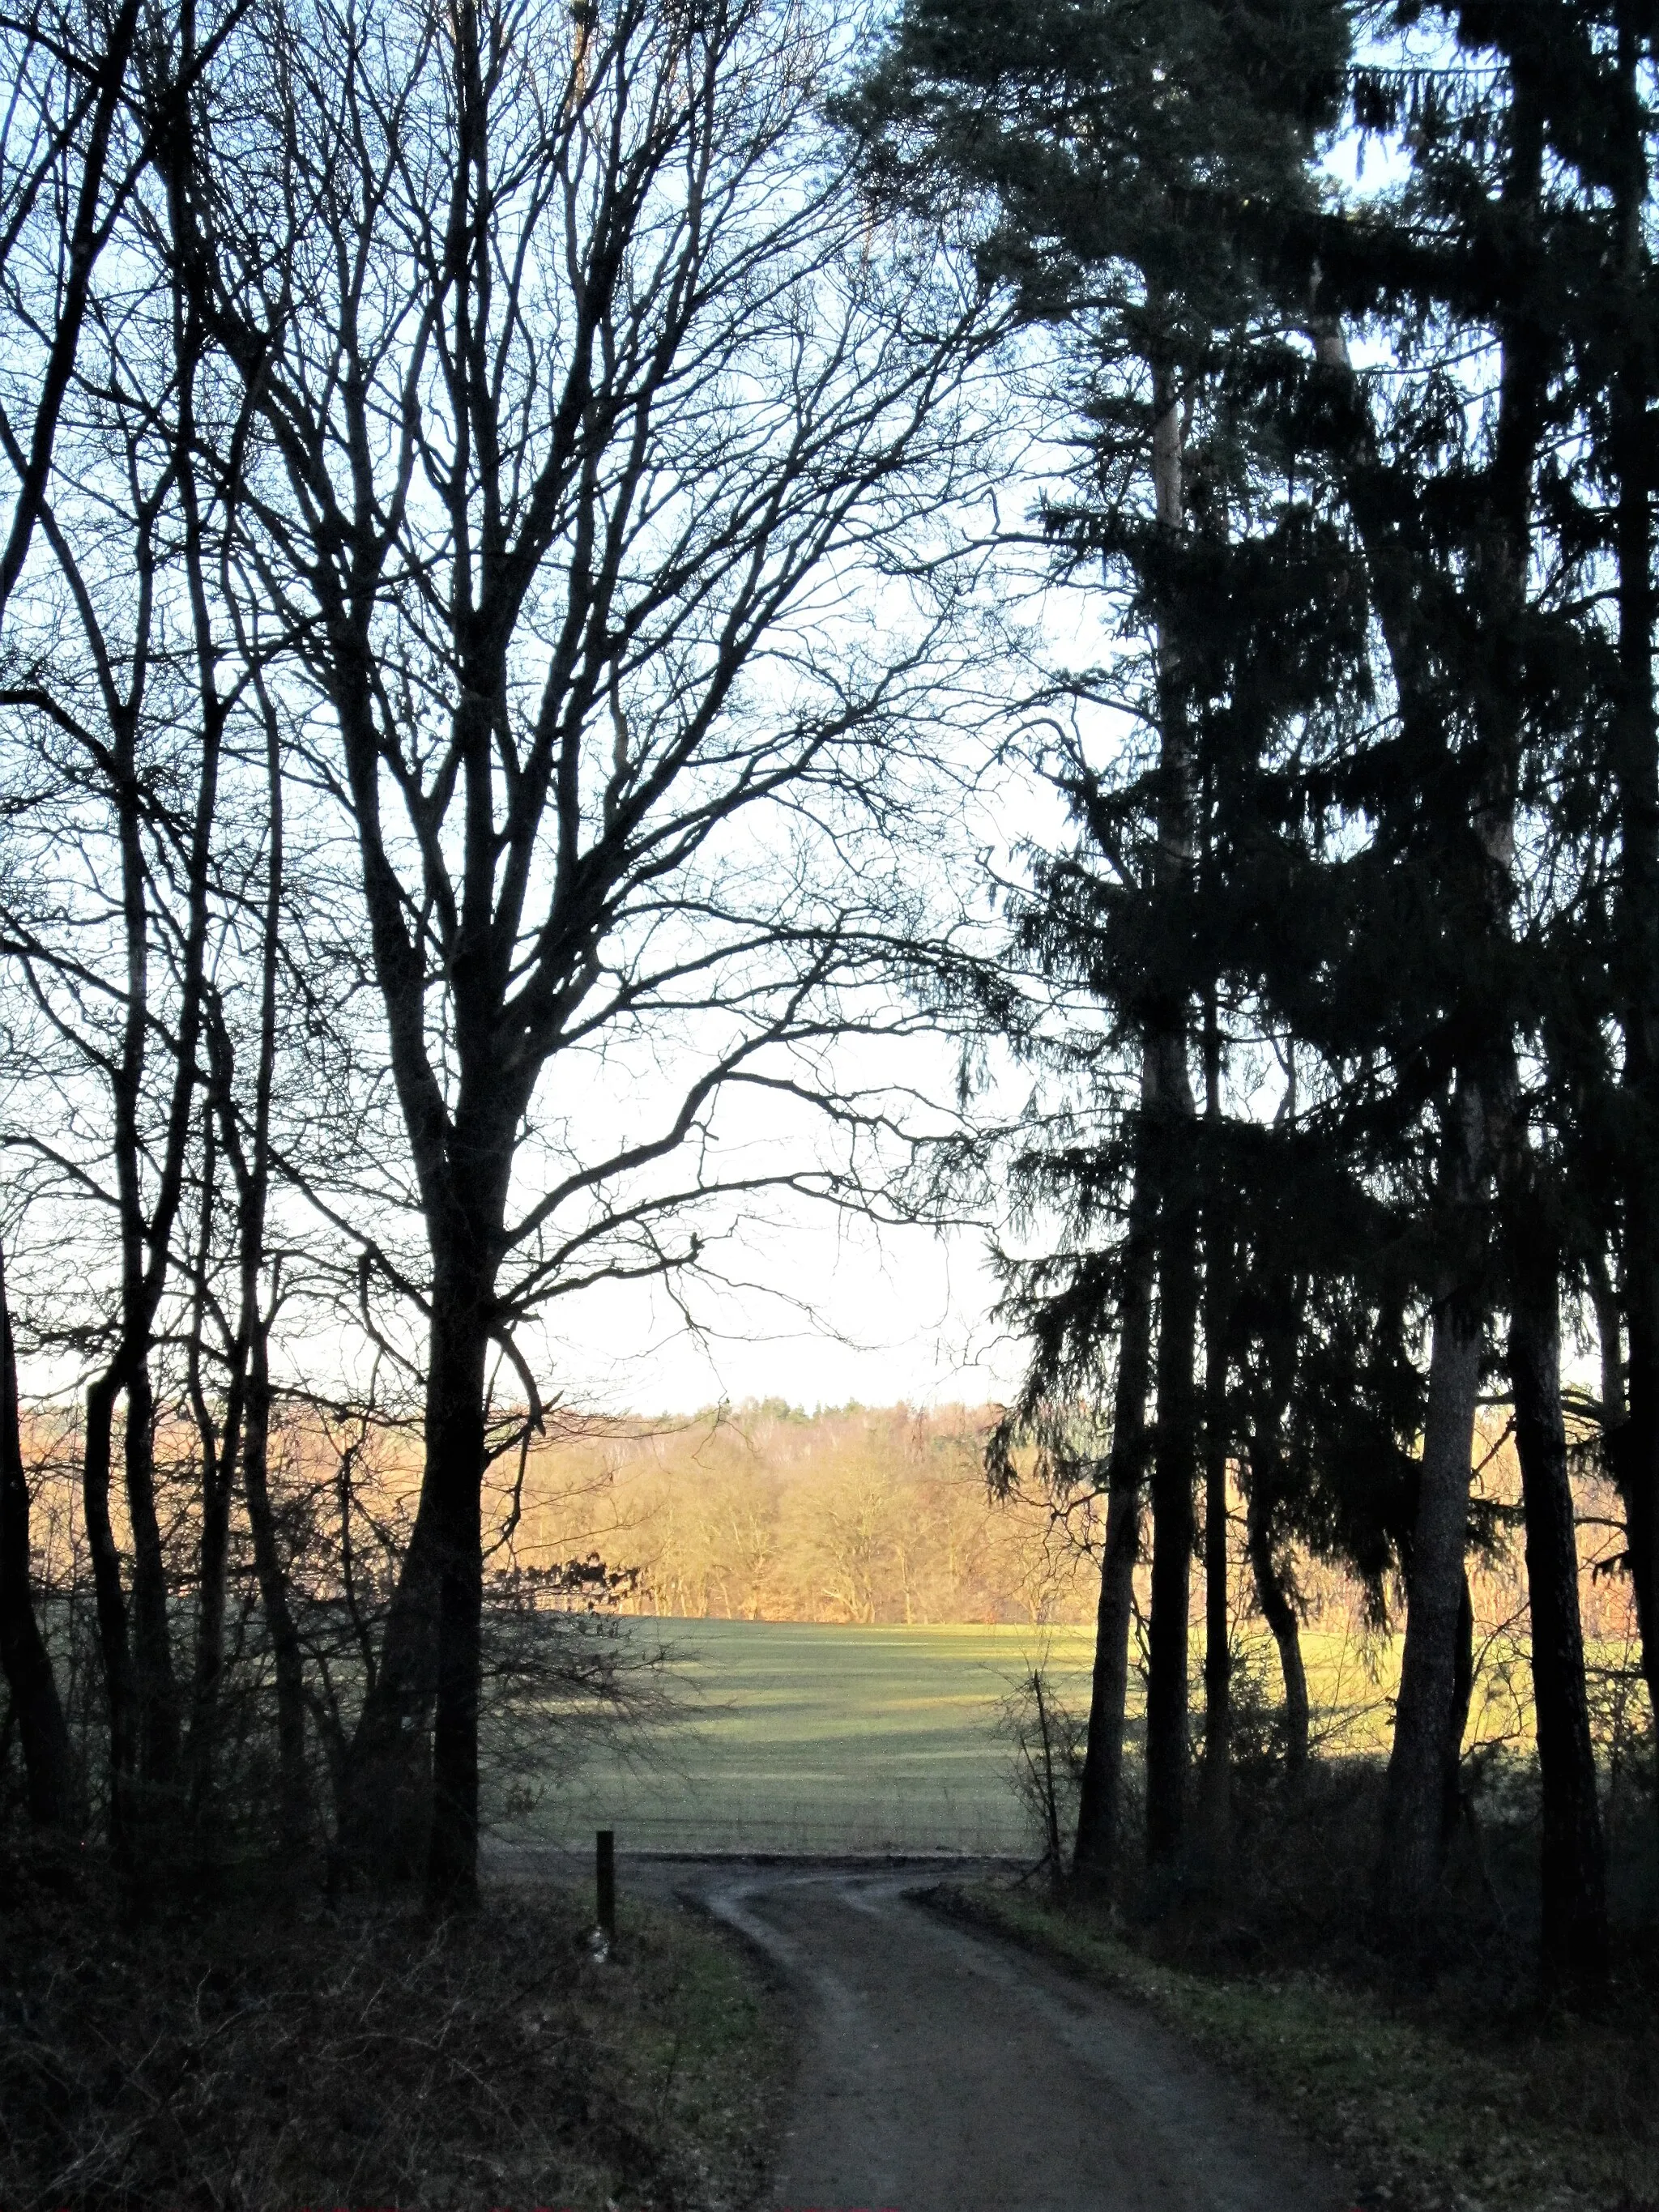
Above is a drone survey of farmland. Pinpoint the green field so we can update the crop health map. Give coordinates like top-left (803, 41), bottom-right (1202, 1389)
top-left (514, 1618), bottom-right (1098, 1856)
top-left (505, 1612), bottom-right (1589, 1857)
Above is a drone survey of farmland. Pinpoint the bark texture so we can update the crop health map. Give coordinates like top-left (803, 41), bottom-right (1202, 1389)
top-left (1609, 23), bottom-right (1659, 1737)
top-left (423, 1286), bottom-right (490, 1912)
top-left (1143, 369), bottom-right (1197, 1879)
top-left (1508, 1258), bottom-right (1609, 1992)
top-left (1246, 1484), bottom-right (1308, 1771)
top-left (1145, 1064), bottom-right (1196, 1873)
top-left (1376, 1080), bottom-right (1485, 1936)
top-left (243, 1339), bottom-right (307, 1848)
top-left (0, 1246), bottom-right (77, 1827)
top-left (1072, 1106), bottom-right (1157, 1889)
top-left (1199, 1005), bottom-right (1231, 1864)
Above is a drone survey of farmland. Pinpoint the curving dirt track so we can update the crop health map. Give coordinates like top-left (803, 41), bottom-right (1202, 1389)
top-left (672, 1861), bottom-right (1354, 2212)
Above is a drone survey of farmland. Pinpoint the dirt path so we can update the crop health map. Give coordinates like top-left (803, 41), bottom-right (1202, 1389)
top-left (671, 1862), bottom-right (1352, 2212)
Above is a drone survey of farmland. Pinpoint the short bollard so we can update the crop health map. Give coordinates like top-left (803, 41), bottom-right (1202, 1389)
top-left (595, 1827), bottom-right (616, 1949)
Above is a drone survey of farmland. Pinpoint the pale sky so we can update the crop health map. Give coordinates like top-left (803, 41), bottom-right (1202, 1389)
top-left (539, 1204), bottom-right (1028, 1415)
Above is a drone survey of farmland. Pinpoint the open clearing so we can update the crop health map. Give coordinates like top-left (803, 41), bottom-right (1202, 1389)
top-left (513, 1616), bottom-right (1427, 1855)
top-left (518, 1619), bottom-right (1097, 1853)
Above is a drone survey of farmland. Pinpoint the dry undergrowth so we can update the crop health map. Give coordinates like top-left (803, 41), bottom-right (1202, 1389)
top-left (0, 1843), bottom-right (783, 2211)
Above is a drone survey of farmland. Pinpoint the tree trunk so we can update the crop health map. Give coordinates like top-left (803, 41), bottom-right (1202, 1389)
top-left (1509, 1248), bottom-right (1609, 1995)
top-left (1622, 1274), bottom-right (1659, 1731)
top-left (0, 1245), bottom-right (78, 1828)
top-left (1610, 20), bottom-right (1659, 1734)
top-left (186, 1107), bottom-right (239, 1839)
top-left (1201, 1329), bottom-right (1231, 1849)
top-left (1143, 363), bottom-right (1197, 1882)
top-left (1146, 1076), bottom-right (1197, 1873)
top-left (1072, 1098), bottom-right (1156, 1890)
top-left (1444, 1569), bottom-right (1474, 1852)
top-left (336, 1243), bottom-right (493, 1903)
top-left (1591, 1247), bottom-right (1625, 1434)
top-left (424, 1289), bottom-right (489, 1912)
top-left (1246, 1480), bottom-right (1308, 1770)
top-left (186, 1424), bottom-right (235, 1835)
top-left (123, 1361), bottom-right (179, 1804)
top-left (241, 1333), bottom-right (309, 1851)
top-left (82, 1368), bottom-right (134, 1848)
top-left (335, 1497), bottom-right (443, 1882)
top-left (1377, 1076), bottom-right (1485, 1937)
top-left (1469, 70), bottom-right (1606, 1984)
top-left (1199, 999), bottom-right (1231, 1865)
top-left (92, 628), bottom-right (211, 1850)
top-left (215, 670), bottom-right (306, 1850)
top-left (1312, 318), bottom-right (1486, 1936)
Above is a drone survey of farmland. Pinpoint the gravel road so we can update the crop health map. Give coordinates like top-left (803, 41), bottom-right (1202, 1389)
top-left (667, 1860), bottom-right (1354, 2212)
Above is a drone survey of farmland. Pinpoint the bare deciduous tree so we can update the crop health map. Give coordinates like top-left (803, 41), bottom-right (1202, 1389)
top-left (167, 0), bottom-right (992, 1902)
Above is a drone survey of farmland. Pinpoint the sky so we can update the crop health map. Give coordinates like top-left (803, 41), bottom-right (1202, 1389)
top-left (542, 1204), bottom-right (1026, 1414)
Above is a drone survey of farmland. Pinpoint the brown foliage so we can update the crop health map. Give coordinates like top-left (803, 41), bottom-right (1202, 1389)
top-left (497, 1399), bottom-right (1096, 1626)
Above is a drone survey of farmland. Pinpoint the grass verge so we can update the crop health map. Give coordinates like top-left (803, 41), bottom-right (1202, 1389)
top-left (0, 1842), bottom-right (786, 2211)
top-left (942, 1880), bottom-right (1659, 2212)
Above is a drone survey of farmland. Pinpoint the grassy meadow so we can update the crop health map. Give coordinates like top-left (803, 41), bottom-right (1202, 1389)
top-left (512, 1616), bottom-right (1388, 1857)
top-left (506, 1600), bottom-right (1650, 1857)
top-left (513, 1618), bottom-right (1094, 1854)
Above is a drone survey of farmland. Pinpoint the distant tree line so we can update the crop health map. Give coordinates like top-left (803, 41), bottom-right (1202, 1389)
top-left (503, 1400), bottom-right (1093, 1626)
top-left (853, 0), bottom-right (1659, 1994)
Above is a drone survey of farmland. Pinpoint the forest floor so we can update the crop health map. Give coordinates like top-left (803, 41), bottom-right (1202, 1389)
top-left (0, 1839), bottom-right (787, 2211)
top-left (953, 1876), bottom-right (1659, 2212)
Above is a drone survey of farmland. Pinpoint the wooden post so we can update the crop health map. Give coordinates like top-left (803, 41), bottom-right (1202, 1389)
top-left (595, 1827), bottom-right (616, 1944)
